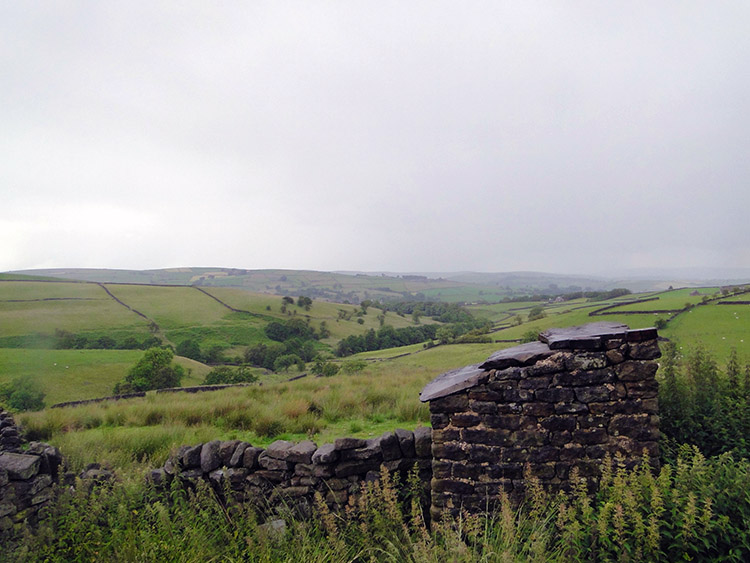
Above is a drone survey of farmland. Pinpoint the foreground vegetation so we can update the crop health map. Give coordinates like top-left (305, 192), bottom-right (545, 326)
top-left (4, 448), bottom-right (749, 562)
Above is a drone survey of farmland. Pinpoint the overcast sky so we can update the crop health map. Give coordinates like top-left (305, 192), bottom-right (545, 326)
top-left (2, 2), bottom-right (749, 275)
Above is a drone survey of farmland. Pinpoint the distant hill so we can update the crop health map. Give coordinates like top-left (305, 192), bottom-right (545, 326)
top-left (7, 267), bottom-right (749, 304)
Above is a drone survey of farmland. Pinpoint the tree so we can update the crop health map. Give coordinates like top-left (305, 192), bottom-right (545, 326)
top-left (527, 306), bottom-right (545, 321)
top-left (113, 347), bottom-right (184, 394)
top-left (202, 366), bottom-right (258, 385)
top-left (297, 296), bottom-right (313, 311)
top-left (176, 339), bottom-right (203, 361)
top-left (273, 354), bottom-right (302, 372)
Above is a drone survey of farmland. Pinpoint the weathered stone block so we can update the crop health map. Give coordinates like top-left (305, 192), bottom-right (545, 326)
top-left (0, 453), bottom-right (40, 480)
top-left (565, 353), bottom-right (608, 371)
top-left (469, 400), bottom-right (499, 414)
top-left (219, 440), bottom-right (242, 466)
top-left (574, 386), bottom-right (612, 403)
top-left (503, 389), bottom-right (533, 402)
top-left (535, 387), bottom-right (574, 403)
top-left (511, 429), bottom-right (547, 447)
top-left (486, 463), bottom-right (524, 480)
top-left (429, 395), bottom-right (469, 414)
top-left (258, 453), bottom-right (292, 472)
top-left (287, 440), bottom-right (317, 464)
top-left (432, 427), bottom-right (460, 444)
top-left (452, 462), bottom-right (482, 480)
top-left (431, 478), bottom-right (475, 495)
top-left (378, 432), bottom-right (402, 461)
top-left (229, 442), bottom-right (251, 467)
top-left (483, 414), bottom-right (521, 430)
top-left (559, 443), bottom-right (585, 461)
top-left (628, 341), bottom-right (661, 360)
top-left (242, 446), bottom-right (263, 469)
top-left (334, 460), bottom-right (381, 478)
top-left (433, 461), bottom-right (452, 479)
top-left (518, 376), bottom-right (552, 390)
top-left (311, 443), bottom-right (337, 465)
top-left (554, 402), bottom-right (588, 415)
top-left (431, 413), bottom-right (449, 429)
top-left (414, 427), bottom-right (432, 458)
top-left (553, 369), bottom-right (614, 387)
top-left (200, 440), bottom-right (222, 473)
top-left (572, 428), bottom-right (608, 445)
top-left (340, 439), bottom-right (382, 462)
top-left (528, 446), bottom-right (559, 463)
top-left (617, 361), bottom-right (658, 381)
top-left (491, 367), bottom-right (523, 381)
top-left (467, 444), bottom-right (501, 463)
top-left (266, 440), bottom-right (295, 460)
top-left (451, 413), bottom-right (482, 427)
top-left (463, 428), bottom-right (512, 447)
top-left (624, 380), bottom-right (659, 399)
top-left (433, 442), bottom-right (467, 461)
top-left (540, 416), bottom-right (576, 433)
top-left (182, 445), bottom-right (202, 469)
top-left (579, 415), bottom-right (609, 429)
top-left (0, 468), bottom-right (7, 487)
top-left (521, 402), bottom-right (554, 417)
top-left (394, 429), bottom-right (416, 458)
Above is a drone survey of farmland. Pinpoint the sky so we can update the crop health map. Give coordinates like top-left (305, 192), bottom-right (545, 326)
top-left (2, 2), bottom-right (749, 276)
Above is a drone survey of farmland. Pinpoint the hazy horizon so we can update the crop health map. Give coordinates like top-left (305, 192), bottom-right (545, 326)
top-left (3, 3), bottom-right (749, 275)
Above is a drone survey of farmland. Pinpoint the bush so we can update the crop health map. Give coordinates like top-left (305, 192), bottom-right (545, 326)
top-left (113, 347), bottom-right (184, 394)
top-left (202, 366), bottom-right (258, 385)
top-left (0, 378), bottom-right (45, 412)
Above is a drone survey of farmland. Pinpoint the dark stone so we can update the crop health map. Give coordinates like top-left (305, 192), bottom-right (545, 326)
top-left (335, 460), bottom-right (381, 478)
top-left (572, 428), bottom-right (608, 445)
top-left (468, 388), bottom-right (503, 401)
top-left (518, 376), bottom-right (552, 390)
top-left (553, 369), bottom-right (614, 387)
top-left (550, 431), bottom-right (573, 446)
top-left (420, 364), bottom-right (488, 402)
top-left (428, 395), bottom-right (469, 414)
top-left (483, 415), bottom-right (521, 430)
top-left (587, 402), bottom-right (619, 415)
top-left (528, 446), bottom-right (559, 463)
top-left (540, 416), bottom-right (576, 432)
top-left (200, 440), bottom-right (222, 473)
top-left (617, 361), bottom-right (658, 381)
top-left (486, 463), bottom-right (524, 479)
top-left (432, 442), bottom-right (467, 461)
top-left (254, 470), bottom-right (288, 483)
top-left (334, 437), bottom-right (367, 451)
top-left (559, 443), bottom-right (585, 461)
top-left (432, 427), bottom-right (460, 443)
top-left (574, 386), bottom-right (612, 403)
top-left (554, 402), bottom-right (589, 414)
top-left (463, 428), bottom-right (512, 447)
top-left (183, 445), bottom-right (202, 469)
top-left (379, 432), bottom-right (402, 461)
top-left (606, 349), bottom-right (625, 364)
top-left (148, 468), bottom-right (170, 487)
top-left (469, 400), bottom-right (498, 414)
top-left (219, 440), bottom-right (242, 466)
top-left (452, 462), bottom-right (481, 480)
top-left (433, 461), bottom-right (452, 479)
top-left (394, 429), bottom-right (416, 458)
top-left (522, 402), bottom-right (554, 417)
top-left (511, 429), bottom-right (547, 447)
top-left (624, 380), bottom-right (659, 399)
top-left (467, 444), bottom-right (501, 463)
top-left (579, 415), bottom-right (609, 429)
top-left (431, 478), bottom-right (475, 495)
top-left (451, 413), bottom-right (482, 427)
top-left (242, 447), bottom-right (263, 469)
top-left (340, 439), bottom-right (382, 462)
top-left (414, 426), bottom-right (432, 458)
top-left (480, 342), bottom-right (554, 370)
top-left (628, 341), bottom-right (661, 360)
top-left (565, 354), bottom-right (608, 371)
top-left (625, 328), bottom-right (658, 343)
top-left (431, 413), bottom-right (449, 429)
top-left (535, 388), bottom-right (574, 403)
top-left (229, 442), bottom-right (251, 467)
top-left (491, 367), bottom-right (523, 381)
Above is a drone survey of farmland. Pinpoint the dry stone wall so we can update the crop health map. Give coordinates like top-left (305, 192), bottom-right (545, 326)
top-left (149, 427), bottom-right (432, 515)
top-left (420, 322), bottom-right (661, 520)
top-left (0, 408), bottom-right (62, 534)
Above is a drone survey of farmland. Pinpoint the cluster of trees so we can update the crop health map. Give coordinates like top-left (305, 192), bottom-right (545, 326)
top-left (335, 325), bottom-right (439, 356)
top-left (175, 339), bottom-right (226, 364)
top-left (202, 366), bottom-right (258, 385)
top-left (380, 301), bottom-right (475, 323)
top-left (660, 344), bottom-right (750, 460)
top-left (112, 347), bottom-right (184, 394)
top-left (54, 330), bottom-right (161, 351)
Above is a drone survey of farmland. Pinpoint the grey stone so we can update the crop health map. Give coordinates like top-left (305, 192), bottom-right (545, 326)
top-left (414, 426), bottom-right (432, 458)
top-left (219, 440), bottom-right (242, 465)
top-left (0, 453), bottom-right (40, 480)
top-left (420, 364), bottom-right (488, 402)
top-left (0, 468), bottom-right (7, 487)
top-left (340, 439), bottom-right (382, 462)
top-left (183, 445), bottom-right (202, 469)
top-left (379, 432), bottom-right (402, 461)
top-left (540, 322), bottom-right (628, 350)
top-left (229, 442), bottom-right (251, 467)
top-left (148, 468), bottom-right (170, 487)
top-left (311, 443), bottom-right (338, 464)
top-left (287, 440), bottom-right (317, 464)
top-left (266, 440), bottom-right (295, 460)
top-left (480, 342), bottom-right (554, 370)
top-left (394, 429), bottom-right (416, 458)
top-left (258, 452), bottom-right (292, 471)
top-left (242, 447), bottom-right (263, 469)
top-left (334, 437), bottom-right (367, 450)
top-left (200, 440), bottom-right (222, 473)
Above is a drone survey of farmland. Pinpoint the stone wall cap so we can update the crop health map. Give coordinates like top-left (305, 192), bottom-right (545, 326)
top-left (479, 341), bottom-right (553, 370)
top-left (540, 322), bottom-right (629, 350)
top-left (419, 364), bottom-right (487, 402)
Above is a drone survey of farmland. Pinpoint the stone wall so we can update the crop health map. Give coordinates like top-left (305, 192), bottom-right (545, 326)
top-left (149, 427), bottom-right (432, 515)
top-left (421, 322), bottom-right (660, 520)
top-left (0, 408), bottom-right (62, 534)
